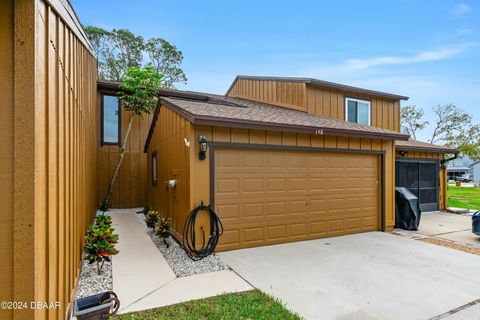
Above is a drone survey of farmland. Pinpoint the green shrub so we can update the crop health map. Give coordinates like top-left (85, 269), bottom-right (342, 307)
top-left (84, 215), bottom-right (119, 274)
top-left (99, 200), bottom-right (110, 213)
top-left (145, 210), bottom-right (160, 229)
top-left (155, 217), bottom-right (171, 247)
top-left (95, 214), bottom-right (112, 227)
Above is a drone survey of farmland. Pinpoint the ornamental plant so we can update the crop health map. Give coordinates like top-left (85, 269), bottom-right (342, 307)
top-left (145, 210), bottom-right (160, 229)
top-left (155, 217), bottom-right (171, 248)
top-left (84, 216), bottom-right (119, 275)
top-left (103, 66), bottom-right (163, 206)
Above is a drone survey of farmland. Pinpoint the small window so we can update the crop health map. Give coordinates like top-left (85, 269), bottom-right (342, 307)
top-left (152, 151), bottom-right (158, 185)
top-left (101, 94), bottom-right (120, 145)
top-left (345, 98), bottom-right (371, 126)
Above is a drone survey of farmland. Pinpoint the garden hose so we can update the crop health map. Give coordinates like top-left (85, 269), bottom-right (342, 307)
top-left (182, 203), bottom-right (223, 260)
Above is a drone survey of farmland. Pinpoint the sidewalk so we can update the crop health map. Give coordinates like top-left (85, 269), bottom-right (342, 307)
top-left (110, 209), bottom-right (252, 314)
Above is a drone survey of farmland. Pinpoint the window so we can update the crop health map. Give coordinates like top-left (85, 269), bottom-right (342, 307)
top-left (345, 98), bottom-right (371, 126)
top-left (152, 151), bottom-right (158, 185)
top-left (101, 94), bottom-right (120, 145)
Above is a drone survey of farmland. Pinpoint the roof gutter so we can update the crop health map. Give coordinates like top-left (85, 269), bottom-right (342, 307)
top-left (441, 153), bottom-right (458, 169)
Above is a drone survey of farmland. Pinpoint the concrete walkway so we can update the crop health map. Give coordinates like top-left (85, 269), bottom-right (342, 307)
top-left (111, 209), bottom-right (252, 314)
top-left (395, 211), bottom-right (480, 247)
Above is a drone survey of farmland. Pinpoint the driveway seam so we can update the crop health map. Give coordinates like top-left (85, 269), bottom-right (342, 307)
top-left (428, 298), bottom-right (480, 320)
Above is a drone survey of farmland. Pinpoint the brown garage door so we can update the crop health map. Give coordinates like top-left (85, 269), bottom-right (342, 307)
top-left (214, 148), bottom-right (380, 251)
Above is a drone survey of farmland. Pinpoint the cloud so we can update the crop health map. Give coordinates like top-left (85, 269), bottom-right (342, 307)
top-left (451, 3), bottom-right (471, 19)
top-left (343, 47), bottom-right (465, 70)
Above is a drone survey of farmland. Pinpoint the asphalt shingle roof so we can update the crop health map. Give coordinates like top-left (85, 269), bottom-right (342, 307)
top-left (395, 139), bottom-right (457, 153)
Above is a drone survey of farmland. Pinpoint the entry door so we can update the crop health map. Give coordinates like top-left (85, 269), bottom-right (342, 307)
top-left (395, 160), bottom-right (438, 212)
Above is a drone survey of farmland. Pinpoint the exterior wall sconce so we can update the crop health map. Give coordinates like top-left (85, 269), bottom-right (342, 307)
top-left (198, 135), bottom-right (208, 160)
top-left (400, 151), bottom-right (407, 157)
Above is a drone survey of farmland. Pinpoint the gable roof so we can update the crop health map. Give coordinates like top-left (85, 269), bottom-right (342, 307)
top-left (395, 139), bottom-right (458, 154)
top-left (226, 75), bottom-right (410, 101)
top-left (143, 89), bottom-right (409, 152)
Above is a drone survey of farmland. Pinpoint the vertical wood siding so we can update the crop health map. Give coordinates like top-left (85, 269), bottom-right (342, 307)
top-left (146, 107), bottom-right (191, 239)
top-left (97, 101), bottom-right (152, 208)
top-left (227, 79), bottom-right (401, 132)
top-left (9, 1), bottom-right (98, 319)
top-left (228, 79), bottom-right (307, 112)
top-left (0, 1), bottom-right (14, 319)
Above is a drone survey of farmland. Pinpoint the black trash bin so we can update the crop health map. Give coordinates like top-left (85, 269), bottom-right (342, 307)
top-left (73, 291), bottom-right (120, 320)
top-left (395, 187), bottom-right (421, 231)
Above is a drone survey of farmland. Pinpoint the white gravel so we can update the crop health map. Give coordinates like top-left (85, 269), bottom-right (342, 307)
top-left (75, 259), bottom-right (112, 299)
top-left (136, 212), bottom-right (229, 277)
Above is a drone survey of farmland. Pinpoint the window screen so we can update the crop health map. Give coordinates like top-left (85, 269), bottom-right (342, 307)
top-left (102, 94), bottom-right (120, 144)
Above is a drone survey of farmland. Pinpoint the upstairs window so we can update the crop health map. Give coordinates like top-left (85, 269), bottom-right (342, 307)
top-left (101, 94), bottom-right (120, 145)
top-left (345, 97), bottom-right (371, 126)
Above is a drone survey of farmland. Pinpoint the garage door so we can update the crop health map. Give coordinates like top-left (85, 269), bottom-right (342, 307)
top-left (214, 148), bottom-right (380, 251)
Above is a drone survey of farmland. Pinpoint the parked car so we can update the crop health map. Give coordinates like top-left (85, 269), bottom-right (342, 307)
top-left (456, 174), bottom-right (473, 182)
top-left (473, 211), bottom-right (480, 236)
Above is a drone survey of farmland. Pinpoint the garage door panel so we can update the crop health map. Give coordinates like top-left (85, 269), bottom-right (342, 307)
top-left (215, 148), bottom-right (380, 250)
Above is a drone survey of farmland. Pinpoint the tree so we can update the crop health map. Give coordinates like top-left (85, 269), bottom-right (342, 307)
top-left (429, 104), bottom-right (471, 144)
top-left (85, 26), bottom-right (187, 87)
top-left (145, 38), bottom-right (187, 88)
top-left (400, 105), bottom-right (428, 140)
top-left (103, 66), bottom-right (163, 205)
top-left (444, 124), bottom-right (480, 160)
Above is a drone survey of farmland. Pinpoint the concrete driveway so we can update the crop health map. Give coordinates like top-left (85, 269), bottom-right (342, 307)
top-left (395, 211), bottom-right (480, 247)
top-left (220, 232), bottom-right (480, 320)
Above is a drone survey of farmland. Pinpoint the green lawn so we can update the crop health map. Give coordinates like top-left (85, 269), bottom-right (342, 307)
top-left (448, 186), bottom-right (480, 210)
top-left (112, 290), bottom-right (302, 320)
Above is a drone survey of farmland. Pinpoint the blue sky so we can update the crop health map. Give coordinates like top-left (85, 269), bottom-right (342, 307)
top-left (72, 0), bottom-right (479, 141)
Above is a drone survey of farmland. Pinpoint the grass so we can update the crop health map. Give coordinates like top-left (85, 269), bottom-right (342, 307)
top-left (447, 186), bottom-right (480, 210)
top-left (112, 289), bottom-right (302, 320)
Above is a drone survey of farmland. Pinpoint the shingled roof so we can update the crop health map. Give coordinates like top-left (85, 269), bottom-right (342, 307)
top-left (142, 88), bottom-right (409, 152)
top-left (395, 139), bottom-right (458, 154)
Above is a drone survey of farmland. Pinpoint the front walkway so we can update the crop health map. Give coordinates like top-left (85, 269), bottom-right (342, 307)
top-left (111, 209), bottom-right (252, 314)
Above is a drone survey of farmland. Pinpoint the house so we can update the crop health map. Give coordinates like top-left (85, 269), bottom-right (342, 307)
top-left (447, 155), bottom-right (473, 181)
top-left (471, 161), bottom-right (480, 187)
top-left (1, 0), bottom-right (458, 318)
top-left (137, 76), bottom-right (456, 251)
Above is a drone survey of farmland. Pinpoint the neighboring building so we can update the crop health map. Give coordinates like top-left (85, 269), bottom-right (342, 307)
top-left (471, 161), bottom-right (480, 187)
top-left (1, 1), bottom-right (98, 319)
top-left (447, 155), bottom-right (473, 180)
top-left (140, 76), bottom-right (456, 251)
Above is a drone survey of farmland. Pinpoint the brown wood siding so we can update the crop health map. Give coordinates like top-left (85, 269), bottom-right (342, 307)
top-left (0, 1), bottom-right (14, 319)
top-left (396, 151), bottom-right (447, 210)
top-left (8, 1), bottom-right (98, 319)
top-left (227, 79), bottom-right (401, 132)
top-left (97, 97), bottom-right (152, 208)
top-left (228, 78), bottom-right (307, 112)
top-left (146, 107), bottom-right (191, 239)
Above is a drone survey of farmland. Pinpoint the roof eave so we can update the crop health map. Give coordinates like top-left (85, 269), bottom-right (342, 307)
top-left (395, 145), bottom-right (459, 154)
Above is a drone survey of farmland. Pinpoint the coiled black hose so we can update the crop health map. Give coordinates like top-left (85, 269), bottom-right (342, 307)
top-left (182, 203), bottom-right (223, 260)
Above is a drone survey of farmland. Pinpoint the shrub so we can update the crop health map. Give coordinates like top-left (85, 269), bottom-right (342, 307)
top-left (84, 216), bottom-right (119, 275)
top-left (99, 200), bottom-right (109, 213)
top-left (137, 205), bottom-right (150, 215)
top-left (95, 214), bottom-right (112, 227)
top-left (145, 210), bottom-right (160, 229)
top-left (155, 217), bottom-right (171, 247)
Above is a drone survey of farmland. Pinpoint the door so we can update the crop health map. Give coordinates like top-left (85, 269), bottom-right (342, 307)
top-left (395, 160), bottom-right (438, 212)
top-left (214, 148), bottom-right (380, 251)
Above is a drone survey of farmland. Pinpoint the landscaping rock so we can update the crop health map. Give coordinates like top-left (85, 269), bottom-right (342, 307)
top-left (136, 212), bottom-right (229, 277)
top-left (75, 259), bottom-right (113, 299)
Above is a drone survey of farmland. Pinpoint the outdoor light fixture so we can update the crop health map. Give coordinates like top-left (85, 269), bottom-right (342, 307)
top-left (400, 151), bottom-right (407, 157)
top-left (198, 135), bottom-right (208, 160)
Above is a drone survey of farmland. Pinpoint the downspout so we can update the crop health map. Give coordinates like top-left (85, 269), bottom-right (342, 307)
top-left (440, 152), bottom-right (458, 211)
top-left (440, 152), bottom-right (458, 168)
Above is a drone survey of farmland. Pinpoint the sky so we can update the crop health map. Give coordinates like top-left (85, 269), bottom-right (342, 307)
top-left (71, 0), bottom-right (480, 141)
